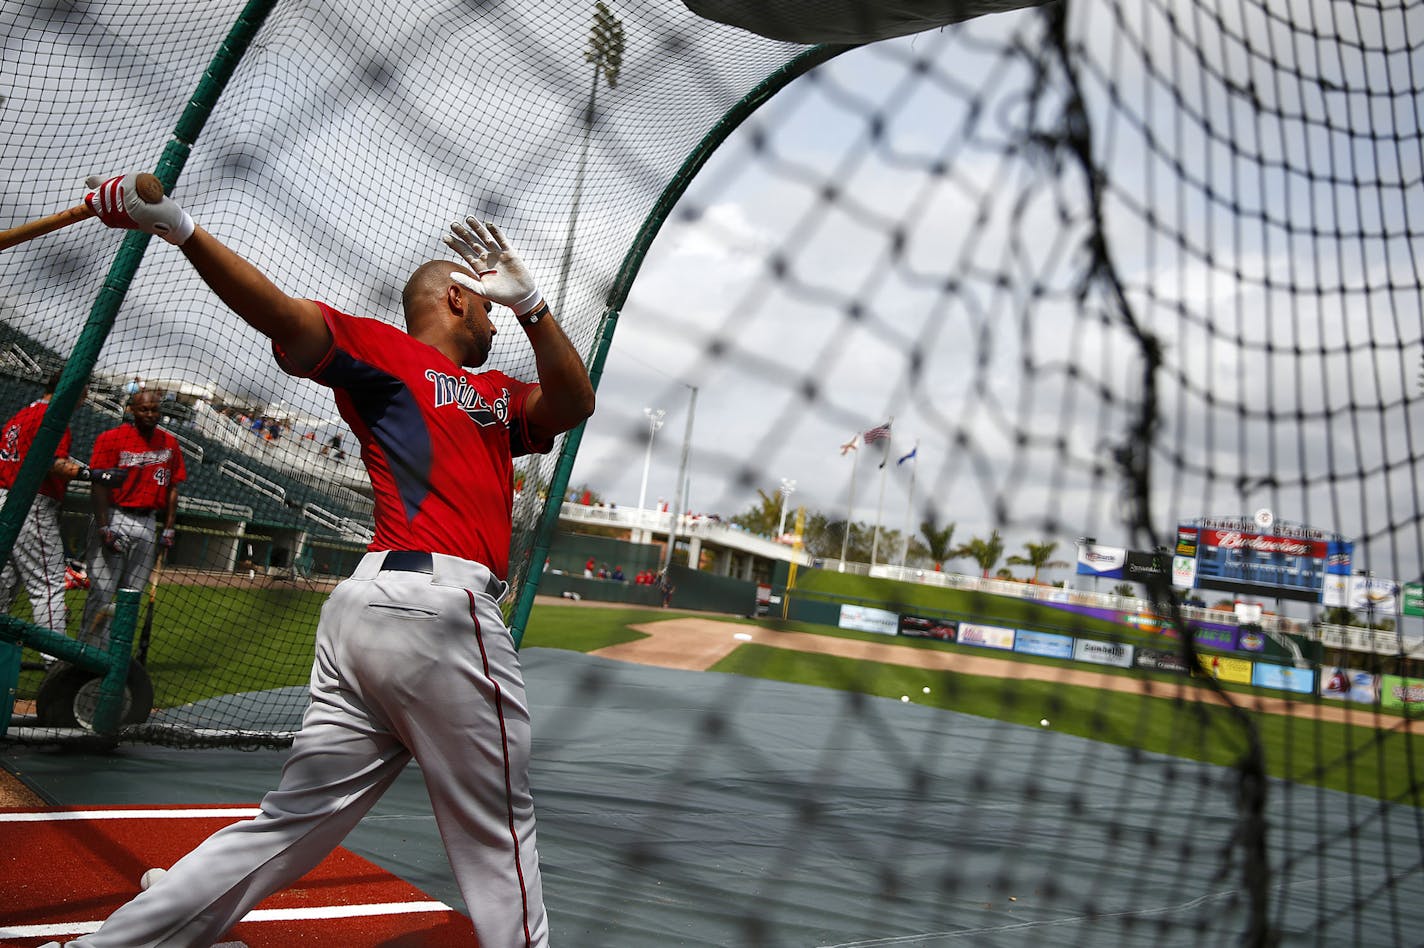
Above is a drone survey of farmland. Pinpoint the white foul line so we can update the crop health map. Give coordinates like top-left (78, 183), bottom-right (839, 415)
top-left (0, 901), bottom-right (456, 940)
top-left (0, 807), bottom-right (262, 822)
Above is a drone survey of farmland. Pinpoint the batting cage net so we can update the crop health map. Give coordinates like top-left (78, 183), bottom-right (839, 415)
top-left (3, 0), bottom-right (1423, 944)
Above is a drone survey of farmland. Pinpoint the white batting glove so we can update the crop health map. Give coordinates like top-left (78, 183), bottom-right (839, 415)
top-left (84, 173), bottom-right (195, 246)
top-left (443, 218), bottom-right (543, 317)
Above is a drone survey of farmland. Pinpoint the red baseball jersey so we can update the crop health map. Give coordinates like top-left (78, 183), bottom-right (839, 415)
top-left (0, 398), bottom-right (73, 499)
top-left (89, 423), bottom-right (186, 511)
top-left (276, 303), bottom-right (552, 577)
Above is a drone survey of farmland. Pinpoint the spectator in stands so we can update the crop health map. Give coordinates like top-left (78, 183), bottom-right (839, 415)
top-left (123, 375), bottom-right (143, 396)
top-left (81, 390), bottom-right (186, 650)
top-left (0, 370), bottom-right (102, 647)
top-left (321, 432), bottom-right (346, 461)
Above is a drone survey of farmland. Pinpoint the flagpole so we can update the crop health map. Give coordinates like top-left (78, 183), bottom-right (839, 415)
top-left (899, 440), bottom-right (919, 567)
top-left (839, 437), bottom-right (859, 572)
top-left (870, 417), bottom-right (893, 568)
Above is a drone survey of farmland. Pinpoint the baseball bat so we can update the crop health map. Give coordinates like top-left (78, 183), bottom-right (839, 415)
top-left (136, 549), bottom-right (165, 666)
top-left (0, 173), bottom-right (165, 251)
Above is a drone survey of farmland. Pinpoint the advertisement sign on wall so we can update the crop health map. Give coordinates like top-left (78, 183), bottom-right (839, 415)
top-left (1379, 675), bottom-right (1424, 711)
top-left (1236, 626), bottom-right (1267, 652)
top-left (1175, 527), bottom-right (1199, 558)
top-left (1014, 630), bottom-right (1074, 660)
top-left (958, 623), bottom-right (1016, 650)
top-left (1198, 654), bottom-right (1253, 685)
top-left (1404, 582), bottom-right (1424, 618)
top-left (1251, 663), bottom-right (1315, 694)
top-left (838, 604), bottom-right (899, 636)
top-left (1073, 638), bottom-right (1135, 668)
top-left (1135, 647), bottom-right (1189, 674)
top-left (1124, 551), bottom-right (1167, 584)
top-left (1172, 554), bottom-right (1197, 589)
top-left (898, 614), bottom-right (957, 641)
top-left (1191, 624), bottom-right (1237, 651)
top-left (1321, 574), bottom-right (1348, 608)
top-left (1347, 575), bottom-right (1400, 614)
top-left (1319, 666), bottom-right (1380, 704)
top-left (1077, 544), bottom-right (1127, 578)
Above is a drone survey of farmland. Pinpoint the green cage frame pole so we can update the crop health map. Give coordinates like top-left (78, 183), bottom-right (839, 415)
top-left (0, 0), bottom-right (278, 736)
top-left (508, 43), bottom-right (852, 647)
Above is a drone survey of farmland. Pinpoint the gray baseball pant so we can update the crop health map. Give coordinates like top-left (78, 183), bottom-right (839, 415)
top-left (80, 506), bottom-right (158, 651)
top-left (0, 488), bottom-right (70, 635)
top-left (67, 550), bottom-right (548, 948)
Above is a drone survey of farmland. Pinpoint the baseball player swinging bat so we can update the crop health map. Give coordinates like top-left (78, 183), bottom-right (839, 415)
top-left (0, 173), bottom-right (165, 251)
top-left (136, 550), bottom-right (164, 666)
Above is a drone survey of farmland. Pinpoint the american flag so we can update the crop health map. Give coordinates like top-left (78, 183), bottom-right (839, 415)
top-left (863, 422), bottom-right (891, 444)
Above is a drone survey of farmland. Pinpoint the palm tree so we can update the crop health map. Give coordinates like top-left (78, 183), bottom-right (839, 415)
top-left (954, 530), bottom-right (1004, 578)
top-left (731, 487), bottom-right (785, 537)
top-left (919, 517), bottom-right (956, 570)
top-left (1006, 541), bottom-right (1070, 584)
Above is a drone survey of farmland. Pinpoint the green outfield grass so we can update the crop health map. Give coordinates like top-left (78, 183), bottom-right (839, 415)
top-left (524, 602), bottom-right (1424, 804)
top-left (13, 588), bottom-right (1420, 804)
top-left (16, 586), bottom-right (323, 708)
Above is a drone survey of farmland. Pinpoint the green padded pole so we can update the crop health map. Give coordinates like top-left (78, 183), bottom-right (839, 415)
top-left (0, 0), bottom-right (277, 679)
top-left (90, 587), bottom-right (140, 735)
top-left (508, 44), bottom-right (852, 647)
top-left (0, 227), bottom-right (152, 671)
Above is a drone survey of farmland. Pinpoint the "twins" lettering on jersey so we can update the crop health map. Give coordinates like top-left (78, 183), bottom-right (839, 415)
top-left (118, 448), bottom-right (173, 467)
top-left (424, 370), bottom-right (510, 428)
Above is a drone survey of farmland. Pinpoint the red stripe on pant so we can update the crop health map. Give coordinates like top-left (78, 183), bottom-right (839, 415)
top-left (467, 588), bottom-right (534, 948)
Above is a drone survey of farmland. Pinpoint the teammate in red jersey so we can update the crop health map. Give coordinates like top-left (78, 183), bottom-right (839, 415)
top-left (57, 174), bottom-right (594, 948)
top-left (79, 389), bottom-right (185, 651)
top-left (0, 370), bottom-right (91, 642)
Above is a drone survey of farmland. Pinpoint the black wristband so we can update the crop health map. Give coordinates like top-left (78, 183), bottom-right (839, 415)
top-left (519, 302), bottom-right (550, 327)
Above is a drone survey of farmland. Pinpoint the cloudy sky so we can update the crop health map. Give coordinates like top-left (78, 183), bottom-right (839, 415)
top-left (1, 0), bottom-right (1419, 595)
top-left (565, 1), bottom-right (1424, 594)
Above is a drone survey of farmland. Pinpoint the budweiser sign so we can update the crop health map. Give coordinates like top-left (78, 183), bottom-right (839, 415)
top-left (1203, 530), bottom-right (1324, 557)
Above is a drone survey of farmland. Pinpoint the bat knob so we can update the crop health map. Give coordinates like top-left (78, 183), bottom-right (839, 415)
top-left (134, 173), bottom-right (165, 204)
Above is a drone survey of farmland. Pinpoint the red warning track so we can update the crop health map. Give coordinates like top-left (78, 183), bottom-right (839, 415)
top-left (0, 805), bottom-right (476, 946)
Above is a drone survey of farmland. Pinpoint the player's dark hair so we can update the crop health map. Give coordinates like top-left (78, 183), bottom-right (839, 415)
top-left (43, 370), bottom-right (62, 394)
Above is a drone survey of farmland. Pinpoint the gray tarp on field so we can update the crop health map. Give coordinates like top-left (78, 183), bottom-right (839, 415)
top-left (6, 649), bottom-right (1418, 946)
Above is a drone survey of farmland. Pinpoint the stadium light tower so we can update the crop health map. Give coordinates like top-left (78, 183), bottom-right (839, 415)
top-left (555, 1), bottom-right (625, 307)
top-left (636, 407), bottom-right (665, 542)
top-left (776, 478), bottom-right (797, 540)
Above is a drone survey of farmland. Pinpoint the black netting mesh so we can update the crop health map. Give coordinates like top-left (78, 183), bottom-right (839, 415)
top-left (1, 0), bottom-right (825, 742)
top-left (3, 0), bottom-right (1423, 943)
